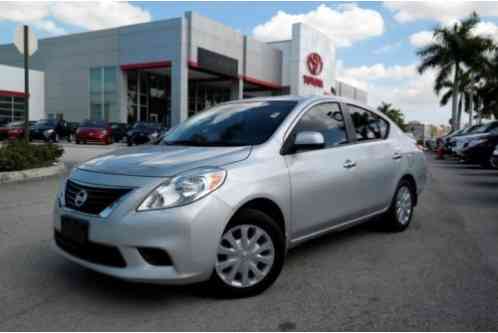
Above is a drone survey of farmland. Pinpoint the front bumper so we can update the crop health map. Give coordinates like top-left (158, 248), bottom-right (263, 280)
top-left (53, 170), bottom-right (234, 284)
top-left (76, 134), bottom-right (108, 143)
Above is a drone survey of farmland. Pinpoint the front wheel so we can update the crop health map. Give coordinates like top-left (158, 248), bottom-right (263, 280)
top-left (209, 209), bottom-right (285, 298)
top-left (383, 180), bottom-right (415, 232)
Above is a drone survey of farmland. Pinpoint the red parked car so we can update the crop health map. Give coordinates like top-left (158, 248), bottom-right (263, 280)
top-left (0, 121), bottom-right (24, 140)
top-left (75, 120), bottom-right (113, 145)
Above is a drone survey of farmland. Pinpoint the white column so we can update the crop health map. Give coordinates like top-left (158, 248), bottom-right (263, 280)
top-left (171, 17), bottom-right (189, 126)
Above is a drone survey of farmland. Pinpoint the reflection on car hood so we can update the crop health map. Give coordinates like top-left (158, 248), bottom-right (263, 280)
top-left (78, 144), bottom-right (252, 177)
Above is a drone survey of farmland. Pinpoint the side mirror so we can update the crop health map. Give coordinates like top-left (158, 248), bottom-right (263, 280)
top-left (293, 131), bottom-right (325, 151)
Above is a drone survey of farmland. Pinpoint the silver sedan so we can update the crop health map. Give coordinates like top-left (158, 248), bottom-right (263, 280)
top-left (53, 96), bottom-right (427, 297)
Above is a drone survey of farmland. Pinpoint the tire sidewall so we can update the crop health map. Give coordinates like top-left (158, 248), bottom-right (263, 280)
top-left (209, 208), bottom-right (286, 298)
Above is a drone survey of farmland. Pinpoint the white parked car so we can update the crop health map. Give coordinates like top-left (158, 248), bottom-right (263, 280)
top-left (53, 96), bottom-right (427, 297)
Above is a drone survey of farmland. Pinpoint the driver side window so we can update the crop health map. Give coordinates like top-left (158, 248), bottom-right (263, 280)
top-left (293, 103), bottom-right (349, 149)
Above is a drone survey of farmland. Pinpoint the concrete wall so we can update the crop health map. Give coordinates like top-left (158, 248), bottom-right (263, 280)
top-left (0, 65), bottom-right (45, 121)
top-left (119, 18), bottom-right (182, 65)
top-left (0, 29), bottom-right (121, 122)
top-left (336, 80), bottom-right (368, 104)
top-left (186, 12), bottom-right (244, 74)
top-left (268, 40), bottom-right (291, 87)
top-left (244, 37), bottom-right (282, 85)
top-left (288, 23), bottom-right (336, 96)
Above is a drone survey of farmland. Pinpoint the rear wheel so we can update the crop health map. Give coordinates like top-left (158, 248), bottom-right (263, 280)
top-left (209, 209), bottom-right (285, 298)
top-left (384, 180), bottom-right (415, 232)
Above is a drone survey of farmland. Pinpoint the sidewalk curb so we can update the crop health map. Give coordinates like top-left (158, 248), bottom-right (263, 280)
top-left (0, 162), bottom-right (66, 185)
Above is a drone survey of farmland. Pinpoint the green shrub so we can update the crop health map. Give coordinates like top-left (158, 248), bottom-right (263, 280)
top-left (0, 141), bottom-right (64, 172)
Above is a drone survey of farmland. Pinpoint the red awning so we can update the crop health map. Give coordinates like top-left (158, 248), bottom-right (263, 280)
top-left (0, 90), bottom-right (28, 98)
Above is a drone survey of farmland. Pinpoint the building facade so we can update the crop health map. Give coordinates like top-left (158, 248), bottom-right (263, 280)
top-left (0, 12), bottom-right (367, 127)
top-left (0, 65), bottom-right (44, 124)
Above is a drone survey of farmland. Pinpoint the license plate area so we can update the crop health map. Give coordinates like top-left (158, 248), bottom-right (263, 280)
top-left (61, 216), bottom-right (89, 245)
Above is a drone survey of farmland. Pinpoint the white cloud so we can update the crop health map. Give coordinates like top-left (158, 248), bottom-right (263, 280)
top-left (0, 2), bottom-right (64, 35)
top-left (472, 21), bottom-right (498, 43)
top-left (0, 1), bottom-right (151, 36)
top-left (340, 63), bottom-right (417, 81)
top-left (252, 4), bottom-right (384, 47)
top-left (337, 62), bottom-right (451, 124)
top-left (410, 21), bottom-right (498, 48)
top-left (51, 2), bottom-right (151, 31)
top-left (409, 30), bottom-right (433, 48)
top-left (385, 2), bottom-right (498, 25)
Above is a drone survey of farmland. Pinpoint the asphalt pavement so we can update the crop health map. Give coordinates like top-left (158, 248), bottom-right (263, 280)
top-left (0, 146), bottom-right (497, 331)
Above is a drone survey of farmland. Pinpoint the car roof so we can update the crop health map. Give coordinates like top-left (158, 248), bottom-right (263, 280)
top-left (225, 95), bottom-right (373, 111)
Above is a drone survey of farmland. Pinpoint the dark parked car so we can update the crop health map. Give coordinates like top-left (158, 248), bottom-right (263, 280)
top-left (490, 144), bottom-right (498, 169)
top-left (110, 123), bottom-right (128, 143)
top-left (75, 120), bottom-right (113, 145)
top-left (30, 119), bottom-right (70, 142)
top-left (126, 122), bottom-right (163, 146)
top-left (458, 121), bottom-right (498, 167)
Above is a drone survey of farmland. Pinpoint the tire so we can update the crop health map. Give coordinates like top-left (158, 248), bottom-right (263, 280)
top-left (383, 180), bottom-right (416, 232)
top-left (75, 139), bottom-right (80, 144)
top-left (209, 208), bottom-right (286, 298)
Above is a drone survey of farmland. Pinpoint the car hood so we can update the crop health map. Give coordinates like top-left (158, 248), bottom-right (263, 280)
top-left (78, 144), bottom-right (252, 177)
top-left (32, 125), bottom-right (54, 131)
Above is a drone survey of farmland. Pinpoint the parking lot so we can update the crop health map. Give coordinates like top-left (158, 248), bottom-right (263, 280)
top-left (1, 145), bottom-right (497, 330)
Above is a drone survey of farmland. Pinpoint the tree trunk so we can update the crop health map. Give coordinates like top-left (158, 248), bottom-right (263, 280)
top-left (457, 92), bottom-right (463, 129)
top-left (451, 64), bottom-right (459, 130)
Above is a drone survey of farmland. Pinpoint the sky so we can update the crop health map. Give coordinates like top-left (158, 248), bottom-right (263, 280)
top-left (1, 1), bottom-right (498, 126)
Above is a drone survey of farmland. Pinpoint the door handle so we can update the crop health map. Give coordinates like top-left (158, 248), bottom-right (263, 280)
top-left (393, 152), bottom-right (402, 160)
top-left (343, 159), bottom-right (356, 169)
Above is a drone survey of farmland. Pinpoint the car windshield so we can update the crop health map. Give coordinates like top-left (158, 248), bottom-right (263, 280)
top-left (474, 122), bottom-right (498, 134)
top-left (80, 120), bottom-right (107, 128)
top-left (162, 100), bottom-right (297, 147)
top-left (34, 119), bottom-right (56, 127)
top-left (461, 125), bottom-right (480, 134)
top-left (132, 122), bottom-right (159, 129)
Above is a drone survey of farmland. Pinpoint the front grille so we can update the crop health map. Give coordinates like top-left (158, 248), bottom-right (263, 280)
top-left (65, 179), bottom-right (131, 215)
top-left (55, 230), bottom-right (127, 268)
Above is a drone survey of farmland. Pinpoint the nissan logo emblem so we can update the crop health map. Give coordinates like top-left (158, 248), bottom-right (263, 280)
top-left (74, 190), bottom-right (88, 207)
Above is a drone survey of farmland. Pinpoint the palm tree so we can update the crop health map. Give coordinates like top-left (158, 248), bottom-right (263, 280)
top-left (377, 102), bottom-right (406, 130)
top-left (475, 47), bottom-right (498, 120)
top-left (435, 70), bottom-right (477, 128)
top-left (416, 12), bottom-right (493, 130)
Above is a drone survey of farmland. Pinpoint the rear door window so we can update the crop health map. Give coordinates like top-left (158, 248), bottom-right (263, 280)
top-left (347, 105), bottom-right (389, 141)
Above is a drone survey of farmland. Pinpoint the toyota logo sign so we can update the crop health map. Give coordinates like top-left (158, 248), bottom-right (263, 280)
top-left (306, 53), bottom-right (323, 76)
top-left (74, 190), bottom-right (88, 207)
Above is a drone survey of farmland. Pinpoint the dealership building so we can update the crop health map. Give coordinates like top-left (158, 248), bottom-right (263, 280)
top-left (0, 12), bottom-right (367, 127)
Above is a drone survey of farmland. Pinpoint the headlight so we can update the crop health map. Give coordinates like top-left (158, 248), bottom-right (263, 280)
top-left (43, 129), bottom-right (54, 137)
top-left (57, 178), bottom-right (67, 208)
top-left (137, 167), bottom-right (226, 211)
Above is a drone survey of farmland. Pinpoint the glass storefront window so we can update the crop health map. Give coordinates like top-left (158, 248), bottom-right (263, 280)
top-left (89, 67), bottom-right (117, 121)
top-left (0, 95), bottom-right (26, 123)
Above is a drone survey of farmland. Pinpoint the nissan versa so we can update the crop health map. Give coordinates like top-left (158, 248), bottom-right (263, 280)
top-left (53, 96), bottom-right (427, 297)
